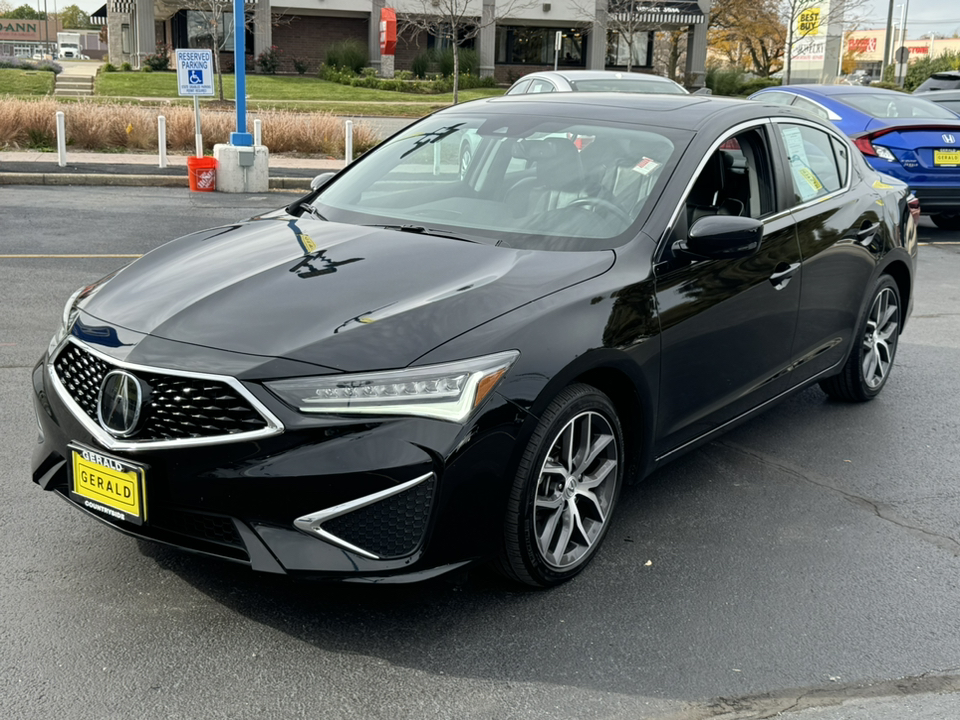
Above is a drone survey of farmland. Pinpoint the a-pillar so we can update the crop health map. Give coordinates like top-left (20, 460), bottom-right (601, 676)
top-left (479, 0), bottom-right (495, 78)
top-left (254, 0), bottom-right (272, 62)
top-left (684, 0), bottom-right (712, 88)
top-left (588, 0), bottom-right (607, 70)
top-left (369, 0), bottom-right (384, 76)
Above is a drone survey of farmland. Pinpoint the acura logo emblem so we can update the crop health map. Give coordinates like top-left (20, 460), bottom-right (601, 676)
top-left (97, 370), bottom-right (143, 437)
top-left (944, 134), bottom-right (957, 144)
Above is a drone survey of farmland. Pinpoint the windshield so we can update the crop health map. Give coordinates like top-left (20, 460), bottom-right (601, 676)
top-left (569, 78), bottom-right (687, 94)
top-left (314, 112), bottom-right (686, 251)
top-left (835, 93), bottom-right (959, 119)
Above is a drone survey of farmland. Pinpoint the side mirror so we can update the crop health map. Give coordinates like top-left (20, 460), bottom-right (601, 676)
top-left (310, 172), bottom-right (336, 191)
top-left (675, 215), bottom-right (763, 260)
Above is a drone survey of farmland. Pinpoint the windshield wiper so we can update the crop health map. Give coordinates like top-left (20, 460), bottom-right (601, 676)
top-left (286, 200), bottom-right (327, 221)
top-left (364, 224), bottom-right (479, 243)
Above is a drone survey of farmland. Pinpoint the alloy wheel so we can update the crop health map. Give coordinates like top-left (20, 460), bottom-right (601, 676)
top-left (862, 287), bottom-right (899, 389)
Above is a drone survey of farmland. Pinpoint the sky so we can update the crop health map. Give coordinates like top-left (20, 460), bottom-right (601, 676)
top-left (46, 0), bottom-right (960, 41)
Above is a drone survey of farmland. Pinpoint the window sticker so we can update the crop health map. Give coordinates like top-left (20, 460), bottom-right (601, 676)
top-left (781, 125), bottom-right (822, 202)
top-left (632, 157), bottom-right (661, 176)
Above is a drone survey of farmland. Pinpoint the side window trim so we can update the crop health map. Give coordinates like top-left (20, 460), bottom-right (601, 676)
top-left (656, 119), bottom-right (775, 258)
top-left (770, 118), bottom-right (853, 214)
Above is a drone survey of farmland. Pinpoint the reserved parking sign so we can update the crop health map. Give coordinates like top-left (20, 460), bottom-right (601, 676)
top-left (175, 49), bottom-right (214, 96)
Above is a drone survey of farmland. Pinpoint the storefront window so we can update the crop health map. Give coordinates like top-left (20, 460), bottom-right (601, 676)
top-left (496, 27), bottom-right (585, 66)
top-left (187, 10), bottom-right (235, 51)
top-left (606, 30), bottom-right (649, 67)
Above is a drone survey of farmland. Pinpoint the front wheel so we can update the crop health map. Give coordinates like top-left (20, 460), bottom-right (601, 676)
top-left (931, 213), bottom-right (960, 231)
top-left (498, 384), bottom-right (624, 587)
top-left (819, 275), bottom-right (901, 402)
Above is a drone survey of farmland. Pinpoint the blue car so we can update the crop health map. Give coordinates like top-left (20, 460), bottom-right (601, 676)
top-left (749, 84), bottom-right (960, 230)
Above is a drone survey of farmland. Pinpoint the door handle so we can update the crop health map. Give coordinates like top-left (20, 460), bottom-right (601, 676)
top-left (769, 262), bottom-right (800, 290)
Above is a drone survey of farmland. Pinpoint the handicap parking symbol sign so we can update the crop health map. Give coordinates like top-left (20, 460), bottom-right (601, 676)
top-left (189, 69), bottom-right (203, 85)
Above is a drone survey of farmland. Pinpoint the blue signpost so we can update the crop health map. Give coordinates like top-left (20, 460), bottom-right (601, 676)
top-left (230, 0), bottom-right (253, 146)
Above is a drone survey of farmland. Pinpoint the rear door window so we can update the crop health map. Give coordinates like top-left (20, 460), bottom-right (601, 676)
top-left (778, 124), bottom-right (845, 204)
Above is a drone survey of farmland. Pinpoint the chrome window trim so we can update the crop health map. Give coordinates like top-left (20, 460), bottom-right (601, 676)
top-left (294, 472), bottom-right (434, 560)
top-left (657, 118), bottom-right (774, 254)
top-left (48, 337), bottom-right (284, 452)
top-left (755, 90), bottom-right (842, 121)
top-left (771, 116), bottom-right (853, 214)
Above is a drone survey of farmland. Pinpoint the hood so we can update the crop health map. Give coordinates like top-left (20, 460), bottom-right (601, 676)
top-left (81, 217), bottom-right (615, 372)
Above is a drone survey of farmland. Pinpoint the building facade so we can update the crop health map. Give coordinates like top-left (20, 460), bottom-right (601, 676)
top-left (844, 28), bottom-right (960, 78)
top-left (105, 0), bottom-right (713, 87)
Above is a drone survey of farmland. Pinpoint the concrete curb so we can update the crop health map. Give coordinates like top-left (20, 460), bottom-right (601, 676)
top-left (0, 173), bottom-right (312, 191)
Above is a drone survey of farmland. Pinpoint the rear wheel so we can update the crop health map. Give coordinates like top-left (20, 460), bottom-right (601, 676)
top-left (499, 384), bottom-right (623, 587)
top-left (931, 213), bottom-right (960, 231)
top-left (819, 275), bottom-right (901, 402)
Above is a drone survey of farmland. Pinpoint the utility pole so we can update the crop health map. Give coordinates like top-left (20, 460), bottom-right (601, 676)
top-left (881, 0), bottom-right (895, 80)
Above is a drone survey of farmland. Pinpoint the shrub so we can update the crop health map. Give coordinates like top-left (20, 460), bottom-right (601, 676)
top-left (257, 45), bottom-right (282, 74)
top-left (141, 65), bottom-right (153, 73)
top-left (143, 43), bottom-right (171, 72)
top-left (435, 47), bottom-right (480, 77)
top-left (102, 62), bottom-right (117, 72)
top-left (120, 61), bottom-right (132, 72)
top-left (292, 56), bottom-right (309, 75)
top-left (869, 80), bottom-right (908, 92)
top-left (0, 57), bottom-right (62, 73)
top-left (325, 39), bottom-right (368, 74)
top-left (395, 70), bottom-right (413, 81)
top-left (738, 77), bottom-right (780, 96)
top-left (706, 65), bottom-right (744, 96)
top-left (411, 52), bottom-right (430, 79)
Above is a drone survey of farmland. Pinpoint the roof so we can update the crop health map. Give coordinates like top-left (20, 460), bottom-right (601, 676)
top-left (776, 84), bottom-right (904, 96)
top-left (447, 93), bottom-right (768, 131)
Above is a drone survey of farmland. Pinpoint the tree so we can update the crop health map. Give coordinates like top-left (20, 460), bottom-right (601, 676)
top-left (398, 0), bottom-right (533, 104)
top-left (0, 1), bottom-right (13, 15)
top-left (5, 3), bottom-right (44, 18)
top-left (58, 4), bottom-right (92, 29)
top-left (709, 0), bottom-right (785, 77)
top-left (653, 30), bottom-right (687, 81)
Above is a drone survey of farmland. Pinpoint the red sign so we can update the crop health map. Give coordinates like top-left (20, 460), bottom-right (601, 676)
top-left (380, 8), bottom-right (396, 56)
top-left (847, 37), bottom-right (877, 53)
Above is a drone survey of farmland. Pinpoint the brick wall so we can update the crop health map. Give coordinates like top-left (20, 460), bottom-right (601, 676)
top-left (271, 15), bottom-right (367, 74)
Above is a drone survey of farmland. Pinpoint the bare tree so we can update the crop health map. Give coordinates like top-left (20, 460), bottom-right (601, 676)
top-left (398, 0), bottom-right (534, 104)
top-left (652, 29), bottom-right (687, 80)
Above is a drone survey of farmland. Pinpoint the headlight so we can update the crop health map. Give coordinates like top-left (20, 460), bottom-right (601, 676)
top-left (265, 351), bottom-right (519, 422)
top-left (47, 285), bottom-right (87, 356)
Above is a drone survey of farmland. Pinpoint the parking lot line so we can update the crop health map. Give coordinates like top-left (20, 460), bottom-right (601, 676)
top-left (0, 254), bottom-right (143, 258)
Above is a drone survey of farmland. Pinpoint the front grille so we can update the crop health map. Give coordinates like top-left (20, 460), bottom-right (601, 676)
top-left (323, 475), bottom-right (435, 558)
top-left (151, 508), bottom-right (245, 550)
top-left (54, 343), bottom-right (268, 442)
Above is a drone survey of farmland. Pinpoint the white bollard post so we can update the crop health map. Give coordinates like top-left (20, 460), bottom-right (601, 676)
top-left (345, 119), bottom-right (353, 165)
top-left (55, 111), bottom-right (66, 167)
top-left (253, 118), bottom-right (262, 147)
top-left (158, 115), bottom-right (167, 169)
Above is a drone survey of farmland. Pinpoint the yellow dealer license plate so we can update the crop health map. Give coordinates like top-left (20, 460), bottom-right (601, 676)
top-left (934, 150), bottom-right (960, 166)
top-left (69, 444), bottom-right (146, 526)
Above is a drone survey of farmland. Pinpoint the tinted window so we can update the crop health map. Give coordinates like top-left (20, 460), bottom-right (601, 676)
top-left (752, 91), bottom-right (796, 106)
top-left (314, 115), bottom-right (686, 251)
top-left (569, 78), bottom-right (687, 94)
top-left (506, 79), bottom-right (532, 95)
top-left (528, 79), bottom-right (557, 94)
top-left (834, 93), bottom-right (958, 119)
top-left (792, 96), bottom-right (831, 120)
top-left (684, 127), bottom-right (776, 225)
top-left (778, 124), bottom-right (844, 204)
top-left (914, 73), bottom-right (960, 93)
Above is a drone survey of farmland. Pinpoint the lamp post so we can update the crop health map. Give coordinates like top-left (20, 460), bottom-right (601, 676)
top-left (230, 0), bottom-right (252, 146)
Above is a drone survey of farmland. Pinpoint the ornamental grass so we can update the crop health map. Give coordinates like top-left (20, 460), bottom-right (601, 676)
top-left (0, 98), bottom-right (378, 155)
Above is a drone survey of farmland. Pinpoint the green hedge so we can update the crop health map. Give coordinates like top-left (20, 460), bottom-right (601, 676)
top-left (318, 64), bottom-right (496, 94)
top-left (883, 50), bottom-right (960, 91)
top-left (705, 66), bottom-right (781, 96)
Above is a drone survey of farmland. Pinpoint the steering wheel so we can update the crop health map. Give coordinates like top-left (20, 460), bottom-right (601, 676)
top-left (566, 197), bottom-right (632, 225)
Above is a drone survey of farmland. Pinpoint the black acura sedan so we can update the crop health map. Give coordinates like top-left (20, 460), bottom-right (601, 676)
top-left (32, 94), bottom-right (917, 587)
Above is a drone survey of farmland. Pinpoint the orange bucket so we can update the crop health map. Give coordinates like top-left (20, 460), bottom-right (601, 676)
top-left (187, 156), bottom-right (217, 192)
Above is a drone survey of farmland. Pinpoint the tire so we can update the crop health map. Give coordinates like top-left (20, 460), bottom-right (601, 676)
top-left (931, 213), bottom-right (960, 231)
top-left (819, 275), bottom-right (901, 402)
top-left (498, 384), bottom-right (624, 587)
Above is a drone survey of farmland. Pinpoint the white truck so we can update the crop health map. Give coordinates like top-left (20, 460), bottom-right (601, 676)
top-left (57, 32), bottom-right (83, 60)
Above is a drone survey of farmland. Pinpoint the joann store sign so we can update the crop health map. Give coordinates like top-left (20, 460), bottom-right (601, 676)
top-left (1, 21), bottom-right (40, 39)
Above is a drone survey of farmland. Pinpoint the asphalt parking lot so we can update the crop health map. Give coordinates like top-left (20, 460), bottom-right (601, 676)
top-left (1, 186), bottom-right (959, 719)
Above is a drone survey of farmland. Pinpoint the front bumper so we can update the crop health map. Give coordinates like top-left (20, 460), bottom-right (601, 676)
top-left (32, 339), bottom-right (527, 580)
